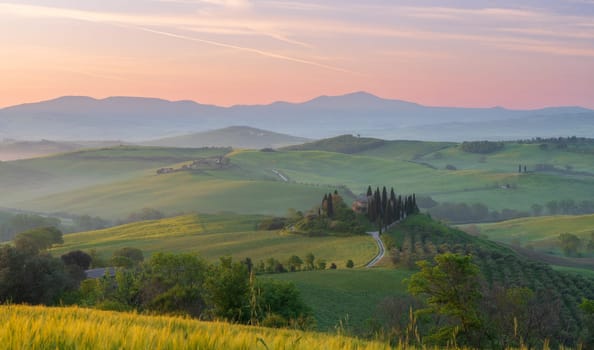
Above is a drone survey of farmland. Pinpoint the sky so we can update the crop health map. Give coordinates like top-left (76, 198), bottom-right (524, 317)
top-left (1, 0), bottom-right (593, 109)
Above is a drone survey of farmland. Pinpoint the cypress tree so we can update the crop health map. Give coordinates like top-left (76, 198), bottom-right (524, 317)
top-left (381, 187), bottom-right (388, 215)
top-left (366, 186), bottom-right (373, 197)
top-left (374, 188), bottom-right (382, 223)
top-left (327, 193), bottom-right (334, 218)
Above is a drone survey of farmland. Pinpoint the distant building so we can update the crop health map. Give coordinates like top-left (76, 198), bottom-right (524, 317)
top-left (351, 195), bottom-right (369, 214)
top-left (156, 167), bottom-right (174, 174)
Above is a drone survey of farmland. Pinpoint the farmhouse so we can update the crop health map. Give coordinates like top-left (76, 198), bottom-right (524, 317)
top-left (351, 195), bottom-right (369, 214)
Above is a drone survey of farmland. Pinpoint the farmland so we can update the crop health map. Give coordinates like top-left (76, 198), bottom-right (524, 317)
top-left (0, 305), bottom-right (394, 350)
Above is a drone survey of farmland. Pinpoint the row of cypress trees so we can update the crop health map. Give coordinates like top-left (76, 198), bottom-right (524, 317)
top-left (365, 186), bottom-right (419, 232)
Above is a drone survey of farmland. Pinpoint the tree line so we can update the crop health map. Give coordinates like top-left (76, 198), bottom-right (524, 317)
top-left (460, 141), bottom-right (504, 154)
top-left (365, 186), bottom-right (419, 233)
top-left (0, 226), bottom-right (314, 330)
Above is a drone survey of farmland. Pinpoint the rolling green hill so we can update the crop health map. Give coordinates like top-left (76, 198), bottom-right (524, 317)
top-left (51, 213), bottom-right (378, 268)
top-left (470, 214), bottom-right (594, 254)
top-left (2, 139), bottom-right (594, 225)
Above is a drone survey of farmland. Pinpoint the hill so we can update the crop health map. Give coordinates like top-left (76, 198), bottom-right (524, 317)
top-left (142, 126), bottom-right (311, 149)
top-left (0, 305), bottom-right (392, 350)
top-left (381, 214), bottom-right (594, 345)
top-left (283, 135), bottom-right (385, 154)
top-left (471, 214), bottom-right (594, 257)
top-left (284, 135), bottom-right (452, 160)
top-left (1, 92), bottom-right (592, 141)
top-left (50, 213), bottom-right (377, 267)
top-left (0, 139), bottom-right (125, 161)
top-left (3, 141), bottom-right (594, 222)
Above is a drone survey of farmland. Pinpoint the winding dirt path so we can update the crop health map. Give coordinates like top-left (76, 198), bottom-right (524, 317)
top-left (366, 231), bottom-right (385, 267)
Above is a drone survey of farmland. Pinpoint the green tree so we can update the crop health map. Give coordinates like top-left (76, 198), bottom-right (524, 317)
top-left (558, 232), bottom-right (581, 256)
top-left (205, 257), bottom-right (250, 322)
top-left (111, 247), bottom-right (144, 268)
top-left (305, 252), bottom-right (315, 270)
top-left (256, 279), bottom-right (314, 329)
top-left (346, 259), bottom-right (354, 268)
top-left (531, 203), bottom-right (543, 216)
top-left (0, 244), bottom-right (75, 305)
top-left (141, 252), bottom-right (208, 317)
top-left (287, 255), bottom-right (303, 271)
top-left (14, 226), bottom-right (63, 252)
top-left (580, 298), bottom-right (594, 347)
top-left (408, 253), bottom-right (483, 346)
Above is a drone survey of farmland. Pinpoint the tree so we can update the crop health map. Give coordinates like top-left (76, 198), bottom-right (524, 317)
top-left (346, 259), bottom-right (354, 268)
top-left (580, 298), bottom-right (594, 347)
top-left (287, 255), bottom-right (303, 271)
top-left (305, 252), bottom-right (315, 270)
top-left (559, 233), bottom-right (581, 256)
top-left (316, 259), bottom-right (326, 270)
top-left (61, 250), bottom-right (92, 270)
top-left (111, 247), bottom-right (144, 268)
top-left (0, 244), bottom-right (75, 305)
top-left (531, 203), bottom-right (543, 216)
top-left (256, 279), bottom-right (314, 330)
top-left (205, 257), bottom-right (250, 322)
top-left (141, 252), bottom-right (208, 317)
top-left (327, 193), bottom-right (334, 218)
top-left (14, 227), bottom-right (63, 252)
top-left (408, 253), bottom-right (483, 346)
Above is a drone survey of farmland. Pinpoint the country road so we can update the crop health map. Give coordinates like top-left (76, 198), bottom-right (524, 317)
top-left (271, 168), bottom-right (288, 182)
top-left (366, 231), bottom-right (385, 267)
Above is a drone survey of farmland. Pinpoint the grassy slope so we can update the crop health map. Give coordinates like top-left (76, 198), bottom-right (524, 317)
top-left (282, 135), bottom-right (385, 154)
top-left (355, 140), bottom-right (453, 160)
top-left (51, 214), bottom-right (378, 268)
top-left (474, 214), bottom-right (594, 247)
top-left (267, 269), bottom-right (411, 333)
top-left (3, 141), bottom-right (594, 222)
top-left (0, 305), bottom-right (393, 350)
top-left (0, 146), bottom-right (230, 204)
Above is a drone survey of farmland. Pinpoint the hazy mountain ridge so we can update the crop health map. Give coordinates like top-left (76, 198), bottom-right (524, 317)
top-left (1, 92), bottom-right (592, 142)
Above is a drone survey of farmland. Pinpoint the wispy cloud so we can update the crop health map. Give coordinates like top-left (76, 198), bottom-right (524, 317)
top-left (157, 0), bottom-right (251, 9)
top-left (133, 26), bottom-right (354, 73)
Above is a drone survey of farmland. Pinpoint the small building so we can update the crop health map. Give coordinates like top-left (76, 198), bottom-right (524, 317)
top-left (351, 195), bottom-right (369, 214)
top-left (156, 167), bottom-right (174, 174)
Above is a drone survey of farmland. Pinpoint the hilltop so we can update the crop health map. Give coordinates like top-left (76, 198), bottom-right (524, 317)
top-left (142, 126), bottom-right (311, 149)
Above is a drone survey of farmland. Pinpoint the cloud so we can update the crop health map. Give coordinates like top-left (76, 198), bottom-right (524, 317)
top-left (133, 26), bottom-right (354, 73)
top-left (157, 0), bottom-right (251, 9)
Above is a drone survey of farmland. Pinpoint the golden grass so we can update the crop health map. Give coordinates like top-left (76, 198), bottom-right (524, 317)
top-left (1, 304), bottom-right (394, 350)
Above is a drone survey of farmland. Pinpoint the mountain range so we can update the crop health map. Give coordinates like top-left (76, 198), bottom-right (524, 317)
top-left (1, 92), bottom-right (592, 142)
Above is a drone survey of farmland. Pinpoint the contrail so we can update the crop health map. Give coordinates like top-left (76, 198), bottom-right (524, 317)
top-left (133, 26), bottom-right (355, 74)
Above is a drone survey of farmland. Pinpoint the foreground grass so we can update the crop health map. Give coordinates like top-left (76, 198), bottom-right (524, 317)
top-left (51, 214), bottom-right (377, 266)
top-left (0, 305), bottom-right (393, 350)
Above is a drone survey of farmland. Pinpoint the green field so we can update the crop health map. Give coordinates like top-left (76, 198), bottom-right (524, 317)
top-left (2, 141), bottom-right (594, 222)
top-left (52, 214), bottom-right (378, 267)
top-left (266, 269), bottom-right (411, 333)
top-left (472, 214), bottom-right (594, 251)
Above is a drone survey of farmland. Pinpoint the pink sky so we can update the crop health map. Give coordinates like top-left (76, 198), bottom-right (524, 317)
top-left (1, 1), bottom-right (593, 109)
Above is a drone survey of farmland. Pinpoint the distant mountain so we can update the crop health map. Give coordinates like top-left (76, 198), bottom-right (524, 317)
top-left (0, 92), bottom-right (592, 142)
top-left (142, 126), bottom-right (310, 149)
